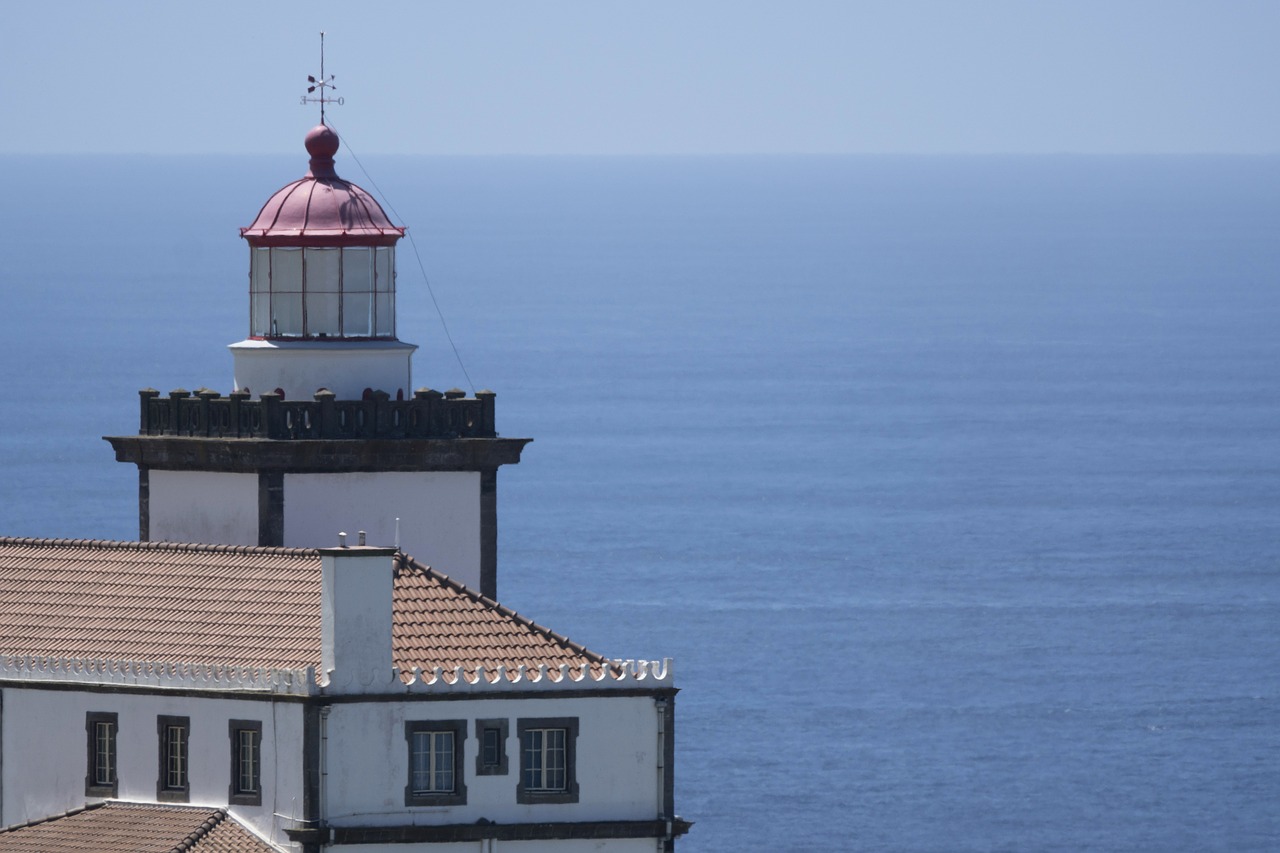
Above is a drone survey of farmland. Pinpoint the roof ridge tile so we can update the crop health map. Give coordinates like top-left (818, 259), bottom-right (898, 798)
top-left (0, 536), bottom-right (319, 558)
top-left (395, 553), bottom-right (608, 665)
top-left (168, 807), bottom-right (228, 853)
top-left (0, 800), bottom-right (107, 834)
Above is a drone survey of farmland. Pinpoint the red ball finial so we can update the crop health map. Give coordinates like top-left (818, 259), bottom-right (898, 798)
top-left (304, 125), bottom-right (340, 179)
top-left (305, 125), bottom-right (340, 158)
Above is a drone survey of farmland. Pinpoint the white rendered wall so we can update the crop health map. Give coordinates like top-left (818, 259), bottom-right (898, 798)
top-left (149, 471), bottom-right (258, 546)
top-left (321, 548), bottom-right (396, 681)
top-left (229, 339), bottom-right (417, 401)
top-left (1, 687), bottom-right (304, 848)
top-left (285, 472), bottom-right (480, 587)
top-left (324, 695), bottom-right (661, 828)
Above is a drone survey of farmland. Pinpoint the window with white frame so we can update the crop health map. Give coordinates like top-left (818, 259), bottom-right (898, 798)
top-left (404, 719), bottom-right (467, 806)
top-left (523, 727), bottom-right (565, 789)
top-left (413, 730), bottom-right (454, 793)
top-left (85, 711), bottom-right (118, 797)
top-left (157, 715), bottom-right (190, 802)
top-left (517, 717), bottom-right (579, 804)
top-left (229, 720), bottom-right (262, 806)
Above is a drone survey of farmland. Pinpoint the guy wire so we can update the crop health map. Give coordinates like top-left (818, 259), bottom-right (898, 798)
top-left (327, 122), bottom-right (477, 395)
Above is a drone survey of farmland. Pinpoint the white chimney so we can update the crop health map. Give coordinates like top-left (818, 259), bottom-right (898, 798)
top-left (319, 543), bottom-right (397, 691)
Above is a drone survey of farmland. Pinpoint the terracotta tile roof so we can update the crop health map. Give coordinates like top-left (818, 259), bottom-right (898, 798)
top-left (0, 802), bottom-right (276, 852)
top-left (393, 553), bottom-right (609, 678)
top-left (0, 539), bottom-right (320, 670)
top-left (0, 538), bottom-right (606, 678)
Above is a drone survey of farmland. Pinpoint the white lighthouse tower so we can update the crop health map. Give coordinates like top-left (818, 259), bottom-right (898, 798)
top-left (107, 124), bottom-right (528, 598)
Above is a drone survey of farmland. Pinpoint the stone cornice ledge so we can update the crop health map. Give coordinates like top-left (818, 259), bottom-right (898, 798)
top-left (104, 436), bottom-right (531, 472)
top-left (292, 817), bottom-right (694, 844)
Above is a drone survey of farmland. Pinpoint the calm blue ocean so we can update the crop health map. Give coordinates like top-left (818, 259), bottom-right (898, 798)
top-left (1, 153), bottom-right (1278, 851)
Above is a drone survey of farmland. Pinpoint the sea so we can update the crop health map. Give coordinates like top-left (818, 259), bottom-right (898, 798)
top-left (1, 152), bottom-right (1278, 852)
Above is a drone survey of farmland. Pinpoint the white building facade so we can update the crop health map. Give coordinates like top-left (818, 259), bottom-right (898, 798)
top-left (0, 540), bottom-right (683, 851)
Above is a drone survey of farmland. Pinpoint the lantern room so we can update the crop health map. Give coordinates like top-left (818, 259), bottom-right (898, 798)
top-left (229, 124), bottom-right (417, 400)
top-left (240, 124), bottom-right (406, 340)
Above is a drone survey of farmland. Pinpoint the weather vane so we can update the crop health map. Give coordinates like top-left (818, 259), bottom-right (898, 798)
top-left (301, 31), bottom-right (344, 124)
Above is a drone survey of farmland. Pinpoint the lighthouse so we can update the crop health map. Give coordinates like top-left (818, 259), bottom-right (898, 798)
top-left (106, 125), bottom-right (529, 598)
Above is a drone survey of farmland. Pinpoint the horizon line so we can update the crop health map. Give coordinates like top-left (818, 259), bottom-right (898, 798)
top-left (4, 149), bottom-right (1280, 158)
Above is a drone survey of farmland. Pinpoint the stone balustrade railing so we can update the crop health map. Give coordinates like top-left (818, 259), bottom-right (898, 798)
top-left (136, 387), bottom-right (497, 440)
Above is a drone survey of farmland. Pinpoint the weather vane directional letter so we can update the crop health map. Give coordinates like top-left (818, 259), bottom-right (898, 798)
top-left (301, 31), bottom-right (344, 124)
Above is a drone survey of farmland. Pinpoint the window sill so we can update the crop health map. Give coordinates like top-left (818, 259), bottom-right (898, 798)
top-left (516, 785), bottom-right (580, 805)
top-left (403, 790), bottom-right (467, 808)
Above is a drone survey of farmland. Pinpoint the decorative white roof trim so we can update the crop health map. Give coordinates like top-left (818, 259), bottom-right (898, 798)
top-left (0, 655), bottom-right (317, 695)
top-left (0, 655), bottom-right (673, 697)
top-left (321, 657), bottom-right (674, 694)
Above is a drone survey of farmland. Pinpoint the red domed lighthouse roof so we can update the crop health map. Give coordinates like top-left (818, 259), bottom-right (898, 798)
top-left (240, 125), bottom-right (405, 247)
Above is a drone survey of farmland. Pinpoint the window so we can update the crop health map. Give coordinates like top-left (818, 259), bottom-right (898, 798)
top-left (229, 720), bottom-right (262, 806)
top-left (517, 717), bottom-right (579, 804)
top-left (413, 731), bottom-right (454, 791)
top-left (404, 720), bottom-right (467, 806)
top-left (85, 712), bottom-right (118, 797)
top-left (157, 715), bottom-right (190, 802)
top-left (248, 246), bottom-right (396, 339)
top-left (523, 728), bottom-right (565, 789)
top-left (474, 718), bottom-right (509, 776)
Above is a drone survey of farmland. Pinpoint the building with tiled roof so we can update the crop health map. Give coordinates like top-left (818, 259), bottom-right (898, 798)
top-left (0, 803), bottom-right (274, 853)
top-left (0, 96), bottom-right (686, 851)
top-left (0, 538), bottom-right (607, 676)
top-left (0, 535), bottom-right (677, 849)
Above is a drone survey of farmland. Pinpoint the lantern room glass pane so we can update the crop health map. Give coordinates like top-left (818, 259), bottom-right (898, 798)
top-left (375, 247), bottom-right (394, 293)
top-left (250, 292), bottom-right (270, 336)
top-left (375, 293), bottom-right (394, 337)
top-left (270, 248), bottom-right (303, 293)
top-left (303, 248), bottom-right (341, 337)
top-left (309, 290), bottom-right (341, 336)
top-left (304, 248), bottom-right (341, 293)
top-left (251, 248), bottom-right (270, 293)
top-left (272, 292), bottom-right (303, 337)
top-left (342, 292), bottom-right (373, 337)
top-left (342, 248), bottom-right (373, 294)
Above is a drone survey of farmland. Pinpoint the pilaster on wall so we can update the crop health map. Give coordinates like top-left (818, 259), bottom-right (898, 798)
top-left (138, 468), bottom-right (150, 541)
top-left (300, 702), bottom-right (322, 852)
top-left (480, 468), bottom-right (498, 599)
top-left (662, 694), bottom-right (676, 852)
top-left (258, 471), bottom-right (284, 547)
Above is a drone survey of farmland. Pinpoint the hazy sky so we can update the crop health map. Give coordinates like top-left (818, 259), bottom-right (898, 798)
top-left (4, 1), bottom-right (1279, 156)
